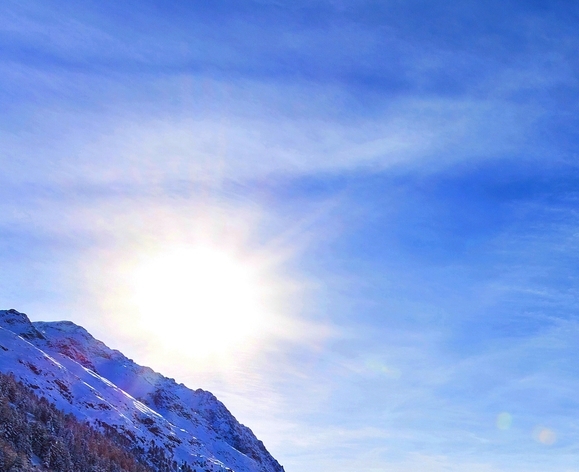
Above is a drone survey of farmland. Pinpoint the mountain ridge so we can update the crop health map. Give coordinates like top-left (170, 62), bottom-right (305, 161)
top-left (0, 309), bottom-right (284, 472)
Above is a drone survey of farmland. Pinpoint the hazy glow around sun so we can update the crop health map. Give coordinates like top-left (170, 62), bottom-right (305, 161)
top-left (124, 242), bottom-right (281, 362)
top-left (85, 203), bottom-right (311, 373)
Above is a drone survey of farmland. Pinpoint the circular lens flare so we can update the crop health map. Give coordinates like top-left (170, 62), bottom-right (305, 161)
top-left (534, 427), bottom-right (556, 445)
top-left (496, 412), bottom-right (512, 430)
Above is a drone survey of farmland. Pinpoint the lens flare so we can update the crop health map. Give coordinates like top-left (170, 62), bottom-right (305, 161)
top-left (496, 412), bottom-right (512, 430)
top-left (534, 427), bottom-right (557, 445)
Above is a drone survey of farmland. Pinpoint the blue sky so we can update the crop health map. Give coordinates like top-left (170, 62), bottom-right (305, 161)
top-left (2, 1), bottom-right (579, 471)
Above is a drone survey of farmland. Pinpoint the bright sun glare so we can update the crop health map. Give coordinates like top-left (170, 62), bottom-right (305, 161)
top-left (127, 244), bottom-right (273, 360)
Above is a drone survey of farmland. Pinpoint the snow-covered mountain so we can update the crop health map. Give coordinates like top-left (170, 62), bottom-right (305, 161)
top-left (0, 309), bottom-right (284, 472)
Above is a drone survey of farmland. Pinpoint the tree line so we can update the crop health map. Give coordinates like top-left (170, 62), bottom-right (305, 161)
top-left (0, 372), bottom-right (202, 472)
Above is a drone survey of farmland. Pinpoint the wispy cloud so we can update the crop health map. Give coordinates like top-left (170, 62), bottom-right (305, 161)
top-left (0, 77), bottom-right (542, 189)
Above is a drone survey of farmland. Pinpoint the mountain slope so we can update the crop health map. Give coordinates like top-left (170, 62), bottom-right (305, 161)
top-left (0, 309), bottom-right (284, 472)
top-left (0, 371), bottom-right (154, 472)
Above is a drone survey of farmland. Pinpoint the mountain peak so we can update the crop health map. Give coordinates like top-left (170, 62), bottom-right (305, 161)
top-left (35, 319), bottom-right (94, 342)
top-left (0, 308), bottom-right (45, 341)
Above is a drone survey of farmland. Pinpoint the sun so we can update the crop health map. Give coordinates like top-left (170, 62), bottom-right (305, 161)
top-left (126, 244), bottom-right (274, 361)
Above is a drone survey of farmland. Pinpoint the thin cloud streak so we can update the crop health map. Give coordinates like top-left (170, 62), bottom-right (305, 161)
top-left (0, 83), bottom-right (540, 187)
